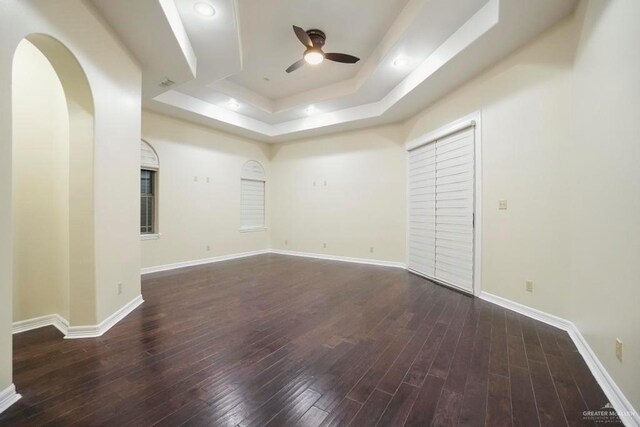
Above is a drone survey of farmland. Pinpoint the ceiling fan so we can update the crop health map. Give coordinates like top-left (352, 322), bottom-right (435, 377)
top-left (286, 26), bottom-right (360, 73)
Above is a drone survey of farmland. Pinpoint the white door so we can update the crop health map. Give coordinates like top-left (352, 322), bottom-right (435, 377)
top-left (408, 127), bottom-right (475, 294)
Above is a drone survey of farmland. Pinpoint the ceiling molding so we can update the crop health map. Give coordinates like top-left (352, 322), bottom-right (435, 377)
top-left (152, 0), bottom-right (499, 138)
top-left (96, 0), bottom-right (578, 142)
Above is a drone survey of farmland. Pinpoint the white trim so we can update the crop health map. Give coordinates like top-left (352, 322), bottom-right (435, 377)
top-left (239, 227), bottom-right (267, 233)
top-left (12, 314), bottom-right (69, 335)
top-left (270, 249), bottom-right (406, 269)
top-left (405, 111), bottom-right (482, 296)
top-left (141, 233), bottom-right (161, 240)
top-left (480, 292), bottom-right (639, 427)
top-left (0, 384), bottom-right (21, 415)
top-left (10, 297), bottom-right (143, 339)
top-left (406, 115), bottom-right (477, 151)
top-left (65, 295), bottom-right (144, 339)
top-left (140, 249), bottom-right (271, 275)
top-left (479, 291), bottom-right (571, 330)
top-left (473, 112), bottom-right (483, 297)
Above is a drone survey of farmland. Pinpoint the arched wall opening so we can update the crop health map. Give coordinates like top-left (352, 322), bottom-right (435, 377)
top-left (11, 34), bottom-right (96, 328)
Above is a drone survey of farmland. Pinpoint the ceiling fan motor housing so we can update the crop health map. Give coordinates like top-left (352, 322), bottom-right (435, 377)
top-left (307, 29), bottom-right (326, 48)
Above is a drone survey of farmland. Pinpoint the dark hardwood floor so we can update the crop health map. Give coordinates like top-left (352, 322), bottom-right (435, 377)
top-left (0, 254), bottom-right (619, 426)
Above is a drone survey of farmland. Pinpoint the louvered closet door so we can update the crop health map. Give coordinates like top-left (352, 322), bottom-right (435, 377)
top-left (408, 127), bottom-right (475, 294)
top-left (408, 142), bottom-right (436, 277)
top-left (434, 128), bottom-right (474, 292)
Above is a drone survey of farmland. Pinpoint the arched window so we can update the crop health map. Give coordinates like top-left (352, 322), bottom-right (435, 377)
top-left (240, 160), bottom-right (266, 231)
top-left (141, 140), bottom-right (159, 236)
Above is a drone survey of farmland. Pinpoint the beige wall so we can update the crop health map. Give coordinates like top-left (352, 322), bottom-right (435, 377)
top-left (0, 0), bottom-right (141, 392)
top-left (1, 0), bottom-right (637, 416)
top-left (404, 0), bottom-right (639, 412)
top-left (141, 111), bottom-right (271, 269)
top-left (569, 0), bottom-right (640, 410)
top-left (405, 7), bottom-right (576, 318)
top-left (270, 125), bottom-right (406, 263)
top-left (12, 40), bottom-right (70, 322)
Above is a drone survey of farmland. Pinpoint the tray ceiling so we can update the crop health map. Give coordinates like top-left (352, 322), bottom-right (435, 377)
top-left (91, 0), bottom-right (578, 142)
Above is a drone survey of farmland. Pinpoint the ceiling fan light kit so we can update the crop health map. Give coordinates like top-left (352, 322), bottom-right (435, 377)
top-left (286, 25), bottom-right (360, 73)
top-left (304, 49), bottom-right (324, 65)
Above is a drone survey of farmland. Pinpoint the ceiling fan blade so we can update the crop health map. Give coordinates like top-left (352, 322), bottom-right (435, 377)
top-left (286, 59), bottom-right (306, 73)
top-left (293, 25), bottom-right (313, 48)
top-left (325, 53), bottom-right (360, 64)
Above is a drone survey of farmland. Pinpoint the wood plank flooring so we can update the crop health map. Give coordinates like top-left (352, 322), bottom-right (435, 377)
top-left (0, 254), bottom-right (620, 426)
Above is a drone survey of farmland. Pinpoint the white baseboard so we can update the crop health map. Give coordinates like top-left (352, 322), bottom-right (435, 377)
top-left (479, 292), bottom-right (572, 331)
top-left (269, 249), bottom-right (406, 269)
top-left (140, 249), bottom-right (271, 275)
top-left (480, 291), bottom-right (639, 427)
top-left (12, 313), bottom-right (69, 335)
top-left (0, 384), bottom-right (21, 415)
top-left (12, 295), bottom-right (143, 340)
top-left (65, 295), bottom-right (144, 339)
top-left (140, 249), bottom-right (405, 276)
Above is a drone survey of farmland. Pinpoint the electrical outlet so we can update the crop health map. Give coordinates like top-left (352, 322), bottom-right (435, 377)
top-left (117, 283), bottom-right (122, 295)
top-left (370, 247), bottom-right (374, 253)
top-left (193, 176), bottom-right (198, 182)
top-left (498, 199), bottom-right (508, 210)
top-left (284, 239), bottom-right (288, 245)
top-left (323, 180), bottom-right (327, 186)
top-left (616, 338), bottom-right (623, 362)
top-left (526, 280), bottom-right (533, 292)
top-left (206, 245), bottom-right (210, 252)
top-left (313, 181), bottom-right (317, 186)
top-left (206, 177), bottom-right (210, 183)
top-left (323, 243), bottom-right (327, 248)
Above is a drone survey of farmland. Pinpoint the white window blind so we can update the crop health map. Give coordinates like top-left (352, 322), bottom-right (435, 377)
top-left (408, 127), bottom-right (474, 293)
top-left (408, 141), bottom-right (436, 277)
top-left (141, 140), bottom-right (159, 170)
top-left (240, 179), bottom-right (265, 229)
top-left (240, 160), bottom-right (266, 230)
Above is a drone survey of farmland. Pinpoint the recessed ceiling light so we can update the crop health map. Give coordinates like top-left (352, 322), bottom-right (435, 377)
top-left (305, 105), bottom-right (316, 115)
top-left (227, 99), bottom-right (240, 110)
top-left (194, 2), bottom-right (216, 17)
top-left (392, 57), bottom-right (409, 68)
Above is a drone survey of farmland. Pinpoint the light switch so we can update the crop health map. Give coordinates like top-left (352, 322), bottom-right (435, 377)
top-left (498, 199), bottom-right (508, 210)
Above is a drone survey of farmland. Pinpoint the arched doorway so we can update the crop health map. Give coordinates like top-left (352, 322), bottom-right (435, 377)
top-left (11, 34), bottom-right (96, 332)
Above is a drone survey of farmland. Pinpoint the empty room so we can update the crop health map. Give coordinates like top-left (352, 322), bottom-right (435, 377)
top-left (0, 0), bottom-right (638, 425)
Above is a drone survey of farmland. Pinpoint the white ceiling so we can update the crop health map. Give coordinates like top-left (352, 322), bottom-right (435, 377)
top-left (227, 0), bottom-right (410, 100)
top-left (91, 0), bottom-right (578, 142)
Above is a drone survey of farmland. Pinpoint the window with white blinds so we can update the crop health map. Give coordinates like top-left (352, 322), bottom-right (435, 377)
top-left (408, 127), bottom-right (475, 293)
top-left (240, 179), bottom-right (265, 229)
top-left (240, 160), bottom-right (266, 230)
